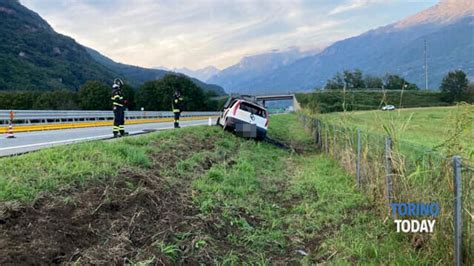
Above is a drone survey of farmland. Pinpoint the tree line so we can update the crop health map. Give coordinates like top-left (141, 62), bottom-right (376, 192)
top-left (323, 69), bottom-right (473, 103)
top-left (0, 74), bottom-right (224, 111)
top-left (324, 69), bottom-right (419, 90)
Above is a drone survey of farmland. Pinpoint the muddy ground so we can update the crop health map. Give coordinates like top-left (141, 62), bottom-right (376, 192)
top-left (0, 134), bottom-right (236, 264)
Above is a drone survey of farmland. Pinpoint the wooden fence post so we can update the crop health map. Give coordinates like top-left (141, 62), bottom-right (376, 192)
top-left (452, 156), bottom-right (462, 266)
top-left (356, 129), bottom-right (361, 188)
top-left (384, 137), bottom-right (393, 203)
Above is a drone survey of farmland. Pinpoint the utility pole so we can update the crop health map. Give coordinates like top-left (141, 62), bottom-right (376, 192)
top-left (424, 39), bottom-right (428, 90)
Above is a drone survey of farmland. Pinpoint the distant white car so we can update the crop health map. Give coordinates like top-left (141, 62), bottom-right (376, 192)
top-left (217, 95), bottom-right (269, 140)
top-left (382, 105), bottom-right (396, 111)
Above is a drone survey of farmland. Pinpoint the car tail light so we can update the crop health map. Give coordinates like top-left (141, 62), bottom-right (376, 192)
top-left (233, 100), bottom-right (241, 116)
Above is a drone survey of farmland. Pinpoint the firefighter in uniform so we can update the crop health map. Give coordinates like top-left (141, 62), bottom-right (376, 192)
top-left (172, 90), bottom-right (184, 128)
top-left (111, 78), bottom-right (127, 137)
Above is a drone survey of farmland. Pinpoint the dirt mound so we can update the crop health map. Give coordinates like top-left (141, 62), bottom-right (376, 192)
top-left (0, 134), bottom-right (228, 264)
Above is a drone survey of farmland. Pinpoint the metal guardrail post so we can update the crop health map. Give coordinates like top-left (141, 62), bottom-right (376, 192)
top-left (356, 129), bottom-right (361, 188)
top-left (384, 137), bottom-right (394, 204)
top-left (452, 156), bottom-right (462, 266)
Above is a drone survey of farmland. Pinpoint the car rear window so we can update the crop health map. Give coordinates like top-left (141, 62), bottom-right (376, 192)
top-left (223, 97), bottom-right (237, 109)
top-left (239, 102), bottom-right (267, 118)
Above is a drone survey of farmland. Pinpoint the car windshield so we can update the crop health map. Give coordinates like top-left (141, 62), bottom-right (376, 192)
top-left (239, 102), bottom-right (267, 118)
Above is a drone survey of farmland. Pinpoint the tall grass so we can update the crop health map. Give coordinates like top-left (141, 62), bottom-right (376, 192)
top-left (300, 102), bottom-right (473, 264)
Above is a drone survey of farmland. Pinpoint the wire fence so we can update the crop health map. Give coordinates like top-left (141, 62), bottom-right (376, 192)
top-left (299, 114), bottom-right (472, 265)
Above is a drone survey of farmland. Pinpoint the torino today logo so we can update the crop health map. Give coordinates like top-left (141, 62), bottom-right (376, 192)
top-left (390, 203), bottom-right (439, 233)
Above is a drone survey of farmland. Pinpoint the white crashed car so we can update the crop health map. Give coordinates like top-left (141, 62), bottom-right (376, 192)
top-left (217, 95), bottom-right (269, 140)
top-left (382, 105), bottom-right (396, 111)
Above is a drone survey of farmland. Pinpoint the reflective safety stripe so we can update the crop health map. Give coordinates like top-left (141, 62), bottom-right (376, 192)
top-left (173, 109), bottom-right (180, 112)
top-left (113, 126), bottom-right (120, 132)
top-left (111, 95), bottom-right (123, 100)
top-left (113, 102), bottom-right (124, 107)
top-left (119, 126), bottom-right (125, 129)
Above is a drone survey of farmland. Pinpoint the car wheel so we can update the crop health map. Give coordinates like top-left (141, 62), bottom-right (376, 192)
top-left (256, 133), bottom-right (266, 141)
top-left (223, 118), bottom-right (232, 132)
top-left (222, 118), bottom-right (228, 131)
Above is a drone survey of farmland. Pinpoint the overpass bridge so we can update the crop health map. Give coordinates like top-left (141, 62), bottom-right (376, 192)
top-left (254, 94), bottom-right (301, 111)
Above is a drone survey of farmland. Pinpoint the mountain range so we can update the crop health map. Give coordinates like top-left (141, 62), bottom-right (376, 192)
top-left (1, 0), bottom-right (472, 96)
top-left (0, 0), bottom-right (225, 95)
top-left (209, 0), bottom-right (474, 94)
top-left (85, 48), bottom-right (224, 95)
top-left (170, 66), bottom-right (220, 82)
top-left (208, 47), bottom-right (323, 94)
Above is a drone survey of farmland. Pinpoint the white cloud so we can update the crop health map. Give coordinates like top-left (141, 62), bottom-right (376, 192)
top-left (329, 0), bottom-right (389, 15)
top-left (20, 0), bottom-right (433, 69)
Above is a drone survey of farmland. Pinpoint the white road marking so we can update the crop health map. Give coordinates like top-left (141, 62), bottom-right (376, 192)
top-left (1, 134), bottom-right (113, 151)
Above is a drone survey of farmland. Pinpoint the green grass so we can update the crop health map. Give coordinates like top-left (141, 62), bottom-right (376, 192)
top-left (191, 114), bottom-right (442, 264)
top-left (317, 105), bottom-right (474, 158)
top-left (268, 113), bottom-right (311, 143)
top-left (296, 90), bottom-right (449, 113)
top-left (0, 128), bottom-right (209, 201)
top-left (298, 106), bottom-right (472, 264)
top-left (0, 115), bottom-right (452, 264)
top-left (285, 155), bottom-right (431, 264)
top-left (0, 142), bottom-right (130, 201)
top-left (267, 113), bottom-right (316, 152)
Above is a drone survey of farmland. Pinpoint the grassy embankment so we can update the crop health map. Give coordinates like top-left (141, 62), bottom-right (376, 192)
top-left (0, 114), bottom-right (444, 264)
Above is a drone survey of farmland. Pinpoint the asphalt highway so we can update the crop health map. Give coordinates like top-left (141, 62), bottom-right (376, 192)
top-left (0, 119), bottom-right (214, 157)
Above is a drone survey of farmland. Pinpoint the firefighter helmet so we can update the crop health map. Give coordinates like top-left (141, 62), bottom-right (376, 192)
top-left (113, 78), bottom-right (124, 88)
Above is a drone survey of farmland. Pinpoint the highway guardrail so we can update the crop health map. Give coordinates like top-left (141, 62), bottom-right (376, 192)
top-left (0, 110), bottom-right (220, 125)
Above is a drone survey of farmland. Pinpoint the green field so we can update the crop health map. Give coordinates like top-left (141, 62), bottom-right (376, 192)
top-left (0, 115), bottom-right (452, 264)
top-left (296, 90), bottom-right (449, 113)
top-left (317, 105), bottom-right (474, 158)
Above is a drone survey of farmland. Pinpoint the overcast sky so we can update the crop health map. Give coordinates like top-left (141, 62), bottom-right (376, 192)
top-left (21, 0), bottom-right (438, 70)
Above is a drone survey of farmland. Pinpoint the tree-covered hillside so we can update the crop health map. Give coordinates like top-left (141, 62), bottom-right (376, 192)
top-left (0, 0), bottom-right (225, 95)
top-left (85, 48), bottom-right (225, 95)
top-left (0, 0), bottom-right (116, 90)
